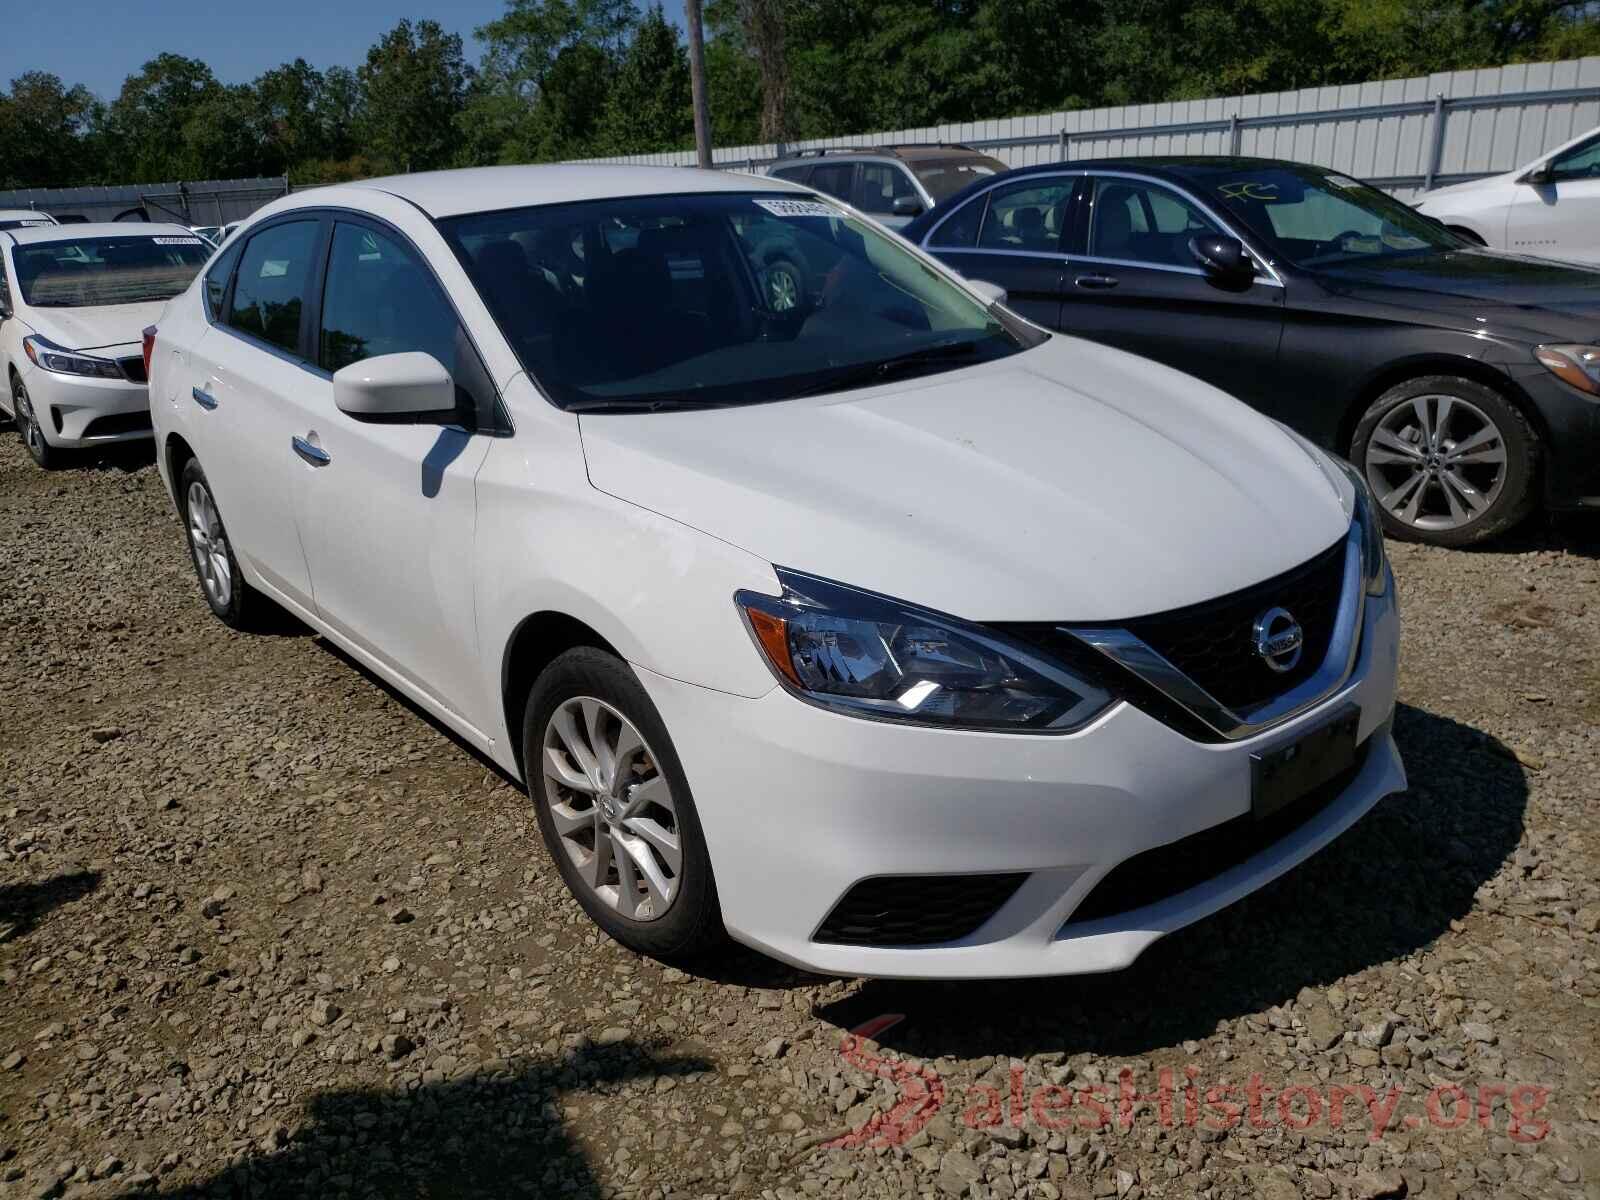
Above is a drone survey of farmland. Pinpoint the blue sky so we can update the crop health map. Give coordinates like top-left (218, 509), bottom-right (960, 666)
top-left (0, 0), bottom-right (688, 101)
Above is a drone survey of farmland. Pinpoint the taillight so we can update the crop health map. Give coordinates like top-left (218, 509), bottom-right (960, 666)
top-left (141, 325), bottom-right (157, 380)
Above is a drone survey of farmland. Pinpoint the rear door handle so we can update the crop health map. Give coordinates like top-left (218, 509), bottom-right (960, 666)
top-left (1074, 273), bottom-right (1120, 290)
top-left (291, 435), bottom-right (331, 467)
top-left (192, 386), bottom-right (218, 410)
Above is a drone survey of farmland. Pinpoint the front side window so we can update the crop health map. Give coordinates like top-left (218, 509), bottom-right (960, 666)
top-left (770, 165), bottom-right (812, 184)
top-left (318, 221), bottom-right (498, 429)
top-left (1548, 135), bottom-right (1600, 182)
top-left (440, 191), bottom-right (1043, 412)
top-left (227, 221), bottom-right (319, 353)
top-left (808, 163), bottom-right (855, 202)
top-left (979, 178), bottom-right (1075, 253)
top-left (1208, 167), bottom-right (1461, 266)
top-left (12, 234), bottom-right (211, 308)
top-left (914, 156), bottom-right (1008, 202)
top-left (929, 194), bottom-right (986, 248)
top-left (855, 163), bottom-right (918, 215)
top-left (1088, 179), bottom-right (1221, 266)
top-left (203, 238), bottom-right (243, 321)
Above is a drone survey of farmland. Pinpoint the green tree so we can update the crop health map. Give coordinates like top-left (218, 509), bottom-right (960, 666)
top-left (357, 19), bottom-right (473, 173)
top-left (596, 5), bottom-right (694, 153)
top-left (105, 53), bottom-right (222, 182)
top-left (0, 72), bottom-right (101, 188)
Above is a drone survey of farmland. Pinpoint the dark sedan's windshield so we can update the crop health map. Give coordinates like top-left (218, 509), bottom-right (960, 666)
top-left (14, 235), bottom-right (212, 307)
top-left (1207, 167), bottom-right (1464, 267)
top-left (440, 192), bottom-right (1040, 412)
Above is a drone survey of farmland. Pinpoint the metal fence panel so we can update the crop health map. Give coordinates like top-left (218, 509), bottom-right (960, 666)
top-left (0, 178), bottom-right (288, 225)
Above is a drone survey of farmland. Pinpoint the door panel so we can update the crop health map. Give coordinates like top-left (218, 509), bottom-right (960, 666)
top-left (1060, 176), bottom-right (1285, 407)
top-left (288, 218), bottom-right (500, 730)
top-left (931, 250), bottom-right (1064, 328)
top-left (180, 218), bottom-right (324, 608)
top-left (1507, 179), bottom-right (1600, 262)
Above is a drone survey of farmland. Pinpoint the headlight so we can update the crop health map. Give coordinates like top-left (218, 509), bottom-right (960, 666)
top-left (1534, 344), bottom-right (1600, 395)
top-left (22, 335), bottom-right (125, 380)
top-left (1332, 457), bottom-right (1388, 596)
top-left (735, 571), bottom-right (1112, 733)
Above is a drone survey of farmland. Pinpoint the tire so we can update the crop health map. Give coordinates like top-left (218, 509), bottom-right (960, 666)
top-left (178, 457), bottom-right (260, 628)
top-left (523, 647), bottom-right (724, 962)
top-left (11, 375), bottom-right (57, 470)
top-left (1351, 375), bottom-right (1538, 547)
top-left (763, 257), bottom-right (806, 313)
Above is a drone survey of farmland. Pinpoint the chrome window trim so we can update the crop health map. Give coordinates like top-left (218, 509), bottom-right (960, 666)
top-left (1066, 523), bottom-right (1364, 742)
top-left (924, 167), bottom-right (1284, 287)
top-left (933, 247), bottom-right (1070, 262)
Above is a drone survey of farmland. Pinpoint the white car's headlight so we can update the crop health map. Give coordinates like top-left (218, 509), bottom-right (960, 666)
top-left (735, 571), bottom-right (1112, 732)
top-left (23, 335), bottom-right (125, 380)
top-left (1333, 457), bottom-right (1389, 597)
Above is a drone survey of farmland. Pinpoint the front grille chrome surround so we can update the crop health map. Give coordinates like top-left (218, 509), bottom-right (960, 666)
top-left (1065, 522), bottom-right (1365, 742)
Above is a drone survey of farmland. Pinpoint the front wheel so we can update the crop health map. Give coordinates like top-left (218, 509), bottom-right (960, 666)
top-left (11, 376), bottom-right (57, 469)
top-left (524, 647), bottom-right (723, 962)
top-left (1351, 375), bottom-right (1538, 546)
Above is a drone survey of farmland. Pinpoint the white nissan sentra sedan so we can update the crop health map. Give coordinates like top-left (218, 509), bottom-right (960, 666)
top-left (1, 223), bottom-right (212, 467)
top-left (146, 166), bottom-right (1403, 979)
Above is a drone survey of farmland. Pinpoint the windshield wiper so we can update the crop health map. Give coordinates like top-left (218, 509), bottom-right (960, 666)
top-left (787, 338), bottom-right (984, 399)
top-left (565, 396), bottom-right (721, 414)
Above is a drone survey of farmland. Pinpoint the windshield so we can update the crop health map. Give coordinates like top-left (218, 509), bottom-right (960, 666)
top-left (1206, 167), bottom-right (1464, 267)
top-left (14, 235), bottom-right (212, 307)
top-left (915, 157), bottom-right (1009, 202)
top-left (440, 191), bottom-right (1040, 412)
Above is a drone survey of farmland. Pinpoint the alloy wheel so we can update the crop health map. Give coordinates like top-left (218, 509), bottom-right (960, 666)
top-left (12, 381), bottom-right (45, 463)
top-left (766, 264), bottom-right (800, 313)
top-left (541, 696), bottom-right (681, 921)
top-left (186, 480), bottom-right (234, 610)
top-left (1364, 393), bottom-right (1508, 532)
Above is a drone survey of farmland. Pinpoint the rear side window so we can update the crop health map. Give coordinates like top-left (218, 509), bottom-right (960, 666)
top-left (319, 221), bottom-right (499, 431)
top-left (808, 163), bottom-right (855, 202)
top-left (203, 238), bottom-right (242, 321)
top-left (227, 220), bottom-right (319, 354)
top-left (979, 178), bottom-right (1075, 253)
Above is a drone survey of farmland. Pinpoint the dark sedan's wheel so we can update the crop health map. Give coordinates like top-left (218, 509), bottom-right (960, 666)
top-left (524, 647), bottom-right (723, 962)
top-left (179, 457), bottom-right (260, 628)
top-left (1352, 375), bottom-right (1538, 547)
top-left (11, 376), bottom-right (57, 470)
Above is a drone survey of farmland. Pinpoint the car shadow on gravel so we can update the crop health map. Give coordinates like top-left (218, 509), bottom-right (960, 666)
top-left (812, 703), bottom-right (1529, 1061)
top-left (110, 1041), bottom-right (711, 1199)
top-left (0, 870), bottom-right (99, 943)
top-left (1465, 510), bottom-right (1600, 559)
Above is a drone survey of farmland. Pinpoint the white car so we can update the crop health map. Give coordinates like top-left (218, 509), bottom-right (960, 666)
top-left (1416, 124), bottom-right (1600, 261)
top-left (0, 223), bottom-right (212, 467)
top-left (146, 165), bottom-right (1403, 979)
top-left (0, 209), bottom-right (57, 231)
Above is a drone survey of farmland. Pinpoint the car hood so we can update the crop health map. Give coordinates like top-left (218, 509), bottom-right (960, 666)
top-left (1313, 249), bottom-right (1600, 341)
top-left (579, 338), bottom-right (1352, 623)
top-left (21, 301), bottom-right (167, 353)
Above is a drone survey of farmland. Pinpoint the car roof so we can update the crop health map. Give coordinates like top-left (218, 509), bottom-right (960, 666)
top-left (773, 144), bottom-right (991, 165)
top-left (0, 209), bottom-right (55, 223)
top-left (5, 221), bottom-right (199, 245)
top-left (288, 164), bottom-right (803, 220)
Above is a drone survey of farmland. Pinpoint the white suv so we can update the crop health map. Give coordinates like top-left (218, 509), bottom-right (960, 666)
top-left (1416, 124), bottom-right (1600, 262)
top-left (147, 165), bottom-right (1403, 979)
top-left (1, 223), bottom-right (212, 467)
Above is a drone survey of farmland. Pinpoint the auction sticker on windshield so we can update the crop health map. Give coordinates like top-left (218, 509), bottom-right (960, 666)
top-left (753, 198), bottom-right (843, 219)
top-left (154, 237), bottom-right (206, 245)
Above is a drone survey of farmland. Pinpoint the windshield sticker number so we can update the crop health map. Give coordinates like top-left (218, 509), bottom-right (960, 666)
top-left (1219, 181), bottom-right (1281, 202)
top-left (754, 198), bottom-right (843, 219)
top-left (154, 236), bottom-right (205, 245)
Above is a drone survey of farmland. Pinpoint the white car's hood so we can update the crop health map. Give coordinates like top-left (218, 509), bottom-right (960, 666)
top-left (21, 301), bottom-right (167, 353)
top-left (579, 338), bottom-right (1352, 622)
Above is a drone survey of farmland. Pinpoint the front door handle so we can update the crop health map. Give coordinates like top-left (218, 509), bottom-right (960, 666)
top-left (1074, 273), bottom-right (1120, 290)
top-left (291, 435), bottom-right (331, 467)
top-left (192, 386), bottom-right (218, 410)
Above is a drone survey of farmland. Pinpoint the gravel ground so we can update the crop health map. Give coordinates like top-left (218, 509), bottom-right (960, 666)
top-left (1, 435), bottom-right (1598, 1200)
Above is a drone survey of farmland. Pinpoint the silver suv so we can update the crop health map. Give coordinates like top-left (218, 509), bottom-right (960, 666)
top-left (766, 145), bottom-right (1008, 229)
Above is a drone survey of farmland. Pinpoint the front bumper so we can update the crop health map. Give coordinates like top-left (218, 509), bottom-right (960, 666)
top-left (639, 575), bottom-right (1403, 979)
top-left (20, 362), bottom-right (151, 447)
top-left (1507, 363), bottom-right (1600, 510)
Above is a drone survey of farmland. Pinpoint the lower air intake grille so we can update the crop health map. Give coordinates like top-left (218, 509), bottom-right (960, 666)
top-left (815, 873), bottom-right (1027, 947)
top-left (118, 356), bottom-right (148, 383)
top-left (82, 411), bottom-right (153, 438)
top-left (1062, 737), bottom-right (1371, 927)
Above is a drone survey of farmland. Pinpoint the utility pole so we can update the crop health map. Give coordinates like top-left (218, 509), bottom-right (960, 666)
top-left (685, 0), bottom-right (714, 168)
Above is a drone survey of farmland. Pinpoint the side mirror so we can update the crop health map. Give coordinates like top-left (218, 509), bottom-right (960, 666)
top-left (1189, 234), bottom-right (1254, 285)
top-left (967, 279), bottom-right (1007, 306)
top-left (891, 196), bottom-right (924, 218)
top-left (1520, 163), bottom-right (1555, 186)
top-left (333, 351), bottom-right (456, 422)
